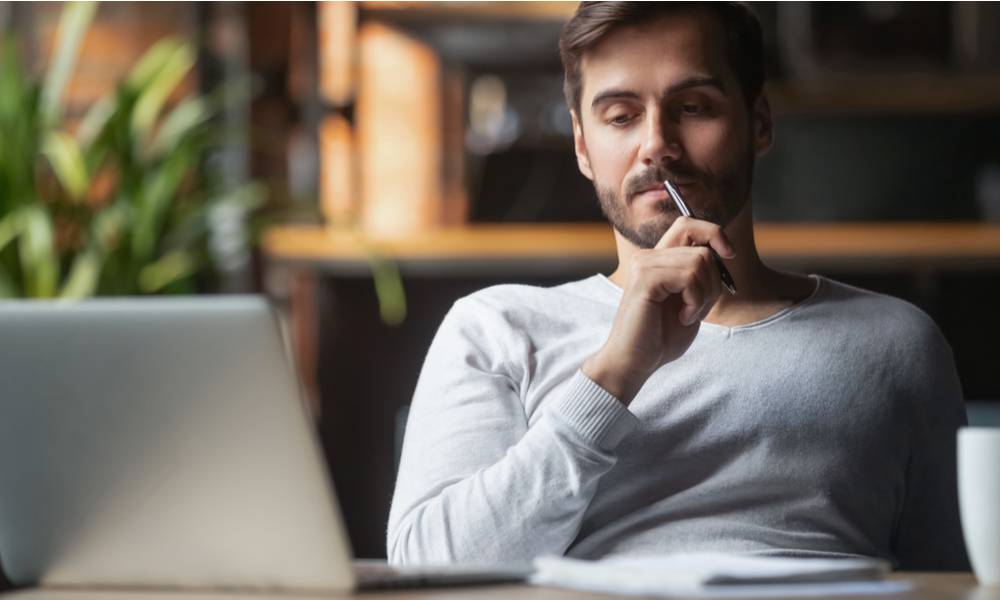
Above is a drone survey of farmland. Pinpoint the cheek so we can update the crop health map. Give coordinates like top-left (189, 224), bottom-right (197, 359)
top-left (685, 122), bottom-right (725, 156)
top-left (686, 119), bottom-right (749, 168)
top-left (586, 130), bottom-right (638, 184)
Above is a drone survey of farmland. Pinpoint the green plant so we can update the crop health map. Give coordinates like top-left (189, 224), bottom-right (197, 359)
top-left (0, 1), bottom-right (264, 299)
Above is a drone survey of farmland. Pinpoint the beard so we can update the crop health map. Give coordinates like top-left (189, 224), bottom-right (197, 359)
top-left (595, 146), bottom-right (754, 250)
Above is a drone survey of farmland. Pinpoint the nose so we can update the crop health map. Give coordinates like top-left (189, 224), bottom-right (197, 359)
top-left (639, 108), bottom-right (682, 168)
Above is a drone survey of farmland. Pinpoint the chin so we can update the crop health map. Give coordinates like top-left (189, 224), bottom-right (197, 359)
top-left (621, 215), bottom-right (675, 249)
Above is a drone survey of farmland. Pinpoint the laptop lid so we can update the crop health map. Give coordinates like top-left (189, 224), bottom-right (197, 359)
top-left (0, 296), bottom-right (356, 591)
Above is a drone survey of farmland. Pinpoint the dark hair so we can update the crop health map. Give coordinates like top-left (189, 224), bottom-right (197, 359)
top-left (558, 2), bottom-right (765, 115)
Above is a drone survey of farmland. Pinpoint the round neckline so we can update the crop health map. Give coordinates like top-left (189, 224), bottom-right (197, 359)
top-left (592, 273), bottom-right (824, 333)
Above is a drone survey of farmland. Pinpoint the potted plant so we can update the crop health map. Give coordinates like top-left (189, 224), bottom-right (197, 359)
top-left (0, 2), bottom-right (264, 299)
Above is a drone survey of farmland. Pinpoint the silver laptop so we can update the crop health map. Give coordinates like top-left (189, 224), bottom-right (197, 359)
top-left (0, 296), bottom-right (528, 591)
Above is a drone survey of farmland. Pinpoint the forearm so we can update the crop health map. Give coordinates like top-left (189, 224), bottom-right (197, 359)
top-left (387, 372), bottom-right (637, 565)
top-left (582, 352), bottom-right (648, 406)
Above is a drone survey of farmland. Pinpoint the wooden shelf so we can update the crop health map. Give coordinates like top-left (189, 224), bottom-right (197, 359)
top-left (767, 75), bottom-right (1000, 116)
top-left (359, 1), bottom-right (575, 21)
top-left (756, 222), bottom-right (1000, 259)
top-left (264, 223), bottom-right (610, 260)
top-left (263, 222), bottom-right (1000, 275)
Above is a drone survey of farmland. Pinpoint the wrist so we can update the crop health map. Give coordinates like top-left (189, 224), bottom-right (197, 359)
top-left (581, 352), bottom-right (649, 406)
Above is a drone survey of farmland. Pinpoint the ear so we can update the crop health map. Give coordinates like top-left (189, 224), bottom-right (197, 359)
top-left (571, 110), bottom-right (595, 181)
top-left (751, 92), bottom-right (774, 157)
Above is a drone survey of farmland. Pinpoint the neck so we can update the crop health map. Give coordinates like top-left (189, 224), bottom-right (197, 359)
top-left (606, 200), bottom-right (808, 325)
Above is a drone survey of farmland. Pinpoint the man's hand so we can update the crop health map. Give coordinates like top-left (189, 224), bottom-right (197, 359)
top-left (582, 217), bottom-right (736, 405)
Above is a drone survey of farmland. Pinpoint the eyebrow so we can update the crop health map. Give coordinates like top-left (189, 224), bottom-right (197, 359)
top-left (590, 76), bottom-right (727, 112)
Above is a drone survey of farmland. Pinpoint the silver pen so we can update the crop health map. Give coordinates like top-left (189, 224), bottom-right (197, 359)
top-left (663, 180), bottom-right (737, 295)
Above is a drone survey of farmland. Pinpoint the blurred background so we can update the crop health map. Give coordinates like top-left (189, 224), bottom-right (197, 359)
top-left (2, 1), bottom-right (1000, 559)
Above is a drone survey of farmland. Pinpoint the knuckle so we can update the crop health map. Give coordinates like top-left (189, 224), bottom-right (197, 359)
top-left (696, 246), bottom-right (712, 264)
top-left (693, 272), bottom-right (708, 297)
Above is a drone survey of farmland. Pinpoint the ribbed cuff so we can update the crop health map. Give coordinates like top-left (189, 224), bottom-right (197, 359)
top-left (548, 371), bottom-right (639, 451)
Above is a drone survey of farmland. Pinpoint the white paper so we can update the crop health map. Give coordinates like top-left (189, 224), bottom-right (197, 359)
top-left (530, 553), bottom-right (909, 598)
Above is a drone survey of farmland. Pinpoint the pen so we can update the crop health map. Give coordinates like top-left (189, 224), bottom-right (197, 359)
top-left (663, 180), bottom-right (738, 295)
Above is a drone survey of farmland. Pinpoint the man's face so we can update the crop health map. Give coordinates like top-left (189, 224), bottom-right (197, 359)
top-left (572, 10), bottom-right (771, 249)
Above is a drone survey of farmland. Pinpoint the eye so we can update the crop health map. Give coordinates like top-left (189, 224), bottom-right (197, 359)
top-left (607, 113), bottom-right (637, 127)
top-left (681, 103), bottom-right (703, 115)
top-left (672, 93), bottom-right (719, 119)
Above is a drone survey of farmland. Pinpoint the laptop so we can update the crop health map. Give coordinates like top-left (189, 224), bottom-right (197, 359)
top-left (0, 296), bottom-right (529, 591)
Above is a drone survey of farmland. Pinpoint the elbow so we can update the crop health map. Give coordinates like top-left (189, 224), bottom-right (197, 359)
top-left (386, 511), bottom-right (453, 567)
top-left (386, 519), bottom-right (414, 566)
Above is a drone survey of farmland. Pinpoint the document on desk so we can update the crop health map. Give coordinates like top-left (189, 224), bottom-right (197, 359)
top-left (531, 553), bottom-right (912, 598)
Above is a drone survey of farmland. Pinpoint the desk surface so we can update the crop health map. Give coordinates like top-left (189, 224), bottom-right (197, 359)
top-left (2, 573), bottom-right (994, 600)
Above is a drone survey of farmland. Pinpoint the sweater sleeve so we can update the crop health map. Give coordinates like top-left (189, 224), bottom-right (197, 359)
top-left (386, 296), bottom-right (638, 566)
top-left (890, 318), bottom-right (970, 571)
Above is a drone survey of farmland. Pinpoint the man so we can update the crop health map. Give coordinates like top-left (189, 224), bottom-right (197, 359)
top-left (387, 2), bottom-right (969, 570)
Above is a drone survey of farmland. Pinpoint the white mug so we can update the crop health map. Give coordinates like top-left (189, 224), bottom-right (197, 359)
top-left (958, 427), bottom-right (1000, 585)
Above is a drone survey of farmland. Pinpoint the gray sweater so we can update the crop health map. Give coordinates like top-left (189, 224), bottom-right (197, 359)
top-left (387, 274), bottom-right (969, 570)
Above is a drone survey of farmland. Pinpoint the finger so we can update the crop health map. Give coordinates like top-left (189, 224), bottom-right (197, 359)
top-left (637, 249), bottom-right (720, 325)
top-left (679, 267), bottom-right (706, 326)
top-left (660, 217), bottom-right (736, 259)
top-left (677, 250), bottom-right (722, 325)
top-left (654, 216), bottom-right (736, 258)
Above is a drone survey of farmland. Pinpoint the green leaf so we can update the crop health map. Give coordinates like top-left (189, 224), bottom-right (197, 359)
top-left (0, 39), bottom-right (28, 119)
top-left (0, 210), bottom-right (26, 254)
top-left (42, 131), bottom-right (90, 200)
top-left (0, 42), bottom-right (42, 214)
top-left (59, 248), bottom-right (101, 299)
top-left (131, 41), bottom-right (195, 143)
top-left (0, 267), bottom-right (17, 298)
top-left (149, 96), bottom-right (208, 158)
top-left (40, 1), bottom-right (98, 125)
top-left (77, 93), bottom-right (115, 147)
top-left (126, 38), bottom-right (181, 91)
top-left (138, 249), bottom-right (196, 293)
top-left (18, 206), bottom-right (59, 298)
top-left (367, 251), bottom-right (407, 326)
top-left (92, 203), bottom-right (128, 251)
top-left (131, 145), bottom-right (195, 263)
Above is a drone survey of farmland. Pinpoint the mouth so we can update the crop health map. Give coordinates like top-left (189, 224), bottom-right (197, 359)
top-left (633, 186), bottom-right (669, 203)
top-left (631, 180), bottom-right (697, 204)
top-left (664, 179), bottom-right (698, 190)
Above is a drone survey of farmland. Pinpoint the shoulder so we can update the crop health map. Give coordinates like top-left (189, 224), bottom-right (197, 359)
top-left (449, 275), bottom-right (609, 327)
top-left (820, 277), bottom-right (938, 334)
top-left (427, 276), bottom-right (607, 378)
top-left (814, 276), bottom-right (945, 346)
top-left (808, 277), bottom-right (961, 406)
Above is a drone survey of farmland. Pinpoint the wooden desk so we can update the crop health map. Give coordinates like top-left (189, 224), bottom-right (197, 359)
top-left (2, 573), bottom-right (995, 599)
